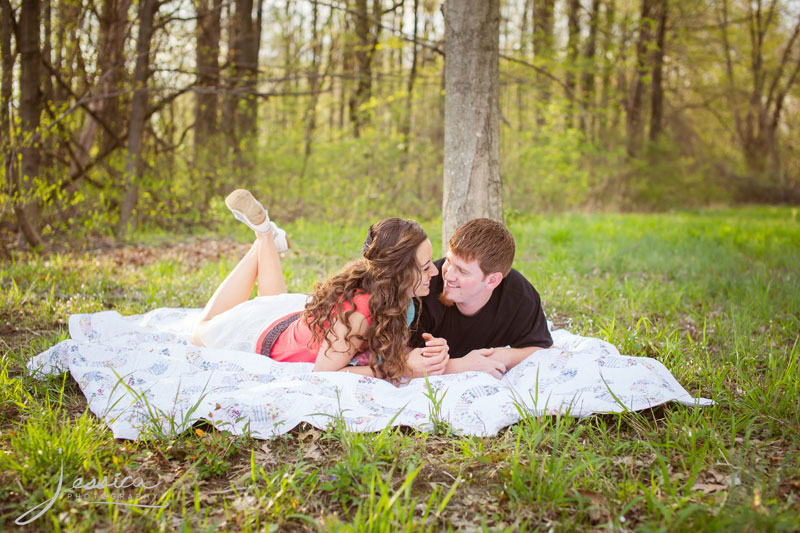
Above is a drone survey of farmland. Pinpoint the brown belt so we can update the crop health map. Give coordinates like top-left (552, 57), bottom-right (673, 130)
top-left (259, 312), bottom-right (302, 356)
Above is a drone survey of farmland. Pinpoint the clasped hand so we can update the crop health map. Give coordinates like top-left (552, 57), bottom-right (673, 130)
top-left (407, 333), bottom-right (449, 377)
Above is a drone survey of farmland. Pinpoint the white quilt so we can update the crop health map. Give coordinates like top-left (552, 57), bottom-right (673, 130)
top-left (27, 309), bottom-right (713, 440)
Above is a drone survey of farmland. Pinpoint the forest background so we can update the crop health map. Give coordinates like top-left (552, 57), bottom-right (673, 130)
top-left (1, 0), bottom-right (799, 251)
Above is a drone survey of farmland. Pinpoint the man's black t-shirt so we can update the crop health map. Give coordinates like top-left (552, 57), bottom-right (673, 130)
top-left (410, 258), bottom-right (553, 357)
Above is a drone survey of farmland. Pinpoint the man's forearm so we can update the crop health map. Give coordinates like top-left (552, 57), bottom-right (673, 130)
top-left (490, 345), bottom-right (550, 369)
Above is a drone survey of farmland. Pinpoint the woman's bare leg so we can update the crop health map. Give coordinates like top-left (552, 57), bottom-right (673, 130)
top-left (255, 230), bottom-right (287, 296)
top-left (193, 230), bottom-right (287, 344)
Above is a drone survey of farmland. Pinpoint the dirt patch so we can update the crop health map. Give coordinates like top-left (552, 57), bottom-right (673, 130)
top-left (98, 239), bottom-right (250, 268)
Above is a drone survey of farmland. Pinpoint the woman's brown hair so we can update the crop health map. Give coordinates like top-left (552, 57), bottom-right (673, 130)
top-left (303, 218), bottom-right (428, 383)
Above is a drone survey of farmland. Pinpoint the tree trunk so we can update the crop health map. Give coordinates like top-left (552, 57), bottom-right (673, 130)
top-left (222, 0), bottom-right (236, 143)
top-left (565, 0), bottom-right (580, 129)
top-left (532, 0), bottom-right (554, 127)
top-left (194, 0), bottom-right (223, 204)
top-left (599, 0), bottom-right (615, 141)
top-left (442, 0), bottom-right (502, 248)
top-left (42, 0), bottom-right (53, 109)
top-left (348, 0), bottom-right (381, 138)
top-left (1, 0), bottom-right (16, 243)
top-left (517, 0), bottom-right (532, 133)
top-left (64, 0), bottom-right (130, 206)
top-left (581, 0), bottom-right (600, 139)
top-left (17, 0), bottom-right (44, 246)
top-left (719, 0), bottom-right (800, 195)
top-left (649, 0), bottom-right (667, 142)
top-left (626, 0), bottom-right (653, 156)
top-left (1, 0), bottom-right (13, 155)
top-left (235, 0), bottom-right (262, 138)
top-left (400, 0), bottom-right (418, 159)
top-left (299, 0), bottom-right (323, 181)
top-left (95, 0), bottom-right (132, 183)
top-left (117, 0), bottom-right (157, 236)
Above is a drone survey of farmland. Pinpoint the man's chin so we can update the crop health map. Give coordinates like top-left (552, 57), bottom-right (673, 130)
top-left (438, 292), bottom-right (456, 307)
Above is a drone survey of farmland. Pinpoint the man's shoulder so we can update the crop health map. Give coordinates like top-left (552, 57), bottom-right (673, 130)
top-left (502, 267), bottom-right (537, 290)
top-left (497, 267), bottom-right (542, 306)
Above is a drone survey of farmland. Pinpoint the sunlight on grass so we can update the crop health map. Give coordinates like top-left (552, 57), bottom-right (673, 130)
top-left (0, 207), bottom-right (798, 529)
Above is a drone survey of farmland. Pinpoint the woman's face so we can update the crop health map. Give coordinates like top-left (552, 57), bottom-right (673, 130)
top-left (408, 239), bottom-right (437, 298)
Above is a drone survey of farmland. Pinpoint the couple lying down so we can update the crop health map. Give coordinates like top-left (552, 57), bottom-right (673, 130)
top-left (193, 190), bottom-right (553, 385)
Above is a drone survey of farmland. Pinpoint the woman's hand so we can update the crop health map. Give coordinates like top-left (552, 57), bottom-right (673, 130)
top-left (407, 333), bottom-right (449, 377)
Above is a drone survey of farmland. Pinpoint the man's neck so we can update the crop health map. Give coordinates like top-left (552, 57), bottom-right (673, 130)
top-left (455, 291), bottom-right (493, 317)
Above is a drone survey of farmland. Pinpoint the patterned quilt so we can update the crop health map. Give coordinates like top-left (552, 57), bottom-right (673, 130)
top-left (27, 308), bottom-right (713, 439)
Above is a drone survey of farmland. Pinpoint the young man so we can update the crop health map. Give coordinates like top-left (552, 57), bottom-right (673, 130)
top-left (411, 218), bottom-right (553, 379)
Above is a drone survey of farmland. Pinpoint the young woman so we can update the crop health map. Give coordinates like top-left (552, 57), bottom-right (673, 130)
top-left (192, 190), bottom-right (449, 383)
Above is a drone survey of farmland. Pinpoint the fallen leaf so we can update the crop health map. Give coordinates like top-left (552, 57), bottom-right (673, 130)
top-left (303, 443), bottom-right (324, 461)
top-left (692, 482), bottom-right (728, 494)
top-left (298, 428), bottom-right (321, 442)
top-left (576, 490), bottom-right (610, 524)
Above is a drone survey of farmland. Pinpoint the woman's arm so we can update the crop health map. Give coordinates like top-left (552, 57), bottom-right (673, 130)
top-left (312, 311), bottom-right (374, 374)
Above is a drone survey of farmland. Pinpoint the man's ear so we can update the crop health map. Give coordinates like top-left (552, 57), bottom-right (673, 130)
top-left (486, 272), bottom-right (503, 290)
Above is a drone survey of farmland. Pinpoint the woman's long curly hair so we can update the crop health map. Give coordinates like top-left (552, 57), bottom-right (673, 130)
top-left (303, 218), bottom-right (427, 383)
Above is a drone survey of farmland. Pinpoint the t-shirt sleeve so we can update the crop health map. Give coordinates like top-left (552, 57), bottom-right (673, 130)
top-left (504, 272), bottom-right (552, 349)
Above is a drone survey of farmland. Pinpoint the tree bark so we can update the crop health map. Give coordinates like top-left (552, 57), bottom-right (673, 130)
top-left (626, 0), bottom-right (653, 156)
top-left (299, 0), bottom-right (323, 181)
top-left (223, 0), bottom-right (262, 158)
top-left (517, 0), bottom-right (532, 132)
top-left (17, 0), bottom-right (43, 246)
top-left (400, 0), bottom-right (418, 158)
top-left (532, 0), bottom-right (554, 127)
top-left (348, 0), bottom-right (381, 138)
top-left (599, 0), bottom-right (615, 141)
top-left (719, 0), bottom-right (800, 195)
top-left (64, 0), bottom-right (130, 207)
top-left (117, 0), bottom-right (158, 236)
top-left (442, 0), bottom-right (502, 248)
top-left (1, 0), bottom-right (13, 155)
top-left (194, 0), bottom-right (223, 204)
top-left (649, 0), bottom-right (667, 142)
top-left (581, 0), bottom-right (600, 138)
top-left (565, 0), bottom-right (580, 129)
top-left (1, 0), bottom-right (17, 247)
top-left (234, 0), bottom-right (263, 138)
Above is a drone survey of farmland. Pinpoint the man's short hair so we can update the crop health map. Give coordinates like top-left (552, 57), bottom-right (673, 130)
top-left (449, 218), bottom-right (515, 277)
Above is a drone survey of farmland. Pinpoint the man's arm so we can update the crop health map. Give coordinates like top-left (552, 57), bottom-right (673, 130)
top-left (487, 345), bottom-right (552, 370)
top-left (443, 349), bottom-right (507, 379)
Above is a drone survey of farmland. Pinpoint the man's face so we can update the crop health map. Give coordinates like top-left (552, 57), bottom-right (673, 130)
top-left (440, 251), bottom-right (492, 307)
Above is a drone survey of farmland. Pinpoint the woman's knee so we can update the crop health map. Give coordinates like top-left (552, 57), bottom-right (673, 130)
top-left (191, 321), bottom-right (208, 347)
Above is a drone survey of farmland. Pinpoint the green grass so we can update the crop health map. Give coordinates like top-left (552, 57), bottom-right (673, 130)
top-left (1, 206), bottom-right (799, 530)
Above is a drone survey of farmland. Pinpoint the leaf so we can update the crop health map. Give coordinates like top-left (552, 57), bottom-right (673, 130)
top-left (302, 443), bottom-right (324, 461)
top-left (576, 489), bottom-right (610, 524)
top-left (691, 482), bottom-right (728, 494)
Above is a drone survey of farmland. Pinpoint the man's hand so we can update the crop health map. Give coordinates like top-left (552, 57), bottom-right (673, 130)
top-left (406, 333), bottom-right (449, 378)
top-left (445, 348), bottom-right (507, 379)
